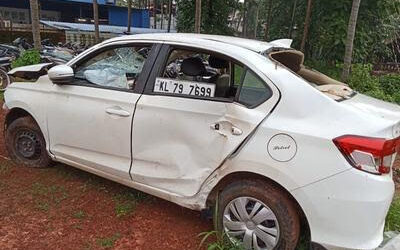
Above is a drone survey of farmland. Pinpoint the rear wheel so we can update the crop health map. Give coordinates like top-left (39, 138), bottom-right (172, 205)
top-left (5, 116), bottom-right (52, 168)
top-left (215, 179), bottom-right (300, 250)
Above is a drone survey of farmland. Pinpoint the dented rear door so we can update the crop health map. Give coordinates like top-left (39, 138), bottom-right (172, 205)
top-left (130, 44), bottom-right (280, 197)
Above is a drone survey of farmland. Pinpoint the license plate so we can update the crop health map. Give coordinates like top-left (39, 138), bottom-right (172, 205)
top-left (154, 78), bottom-right (215, 97)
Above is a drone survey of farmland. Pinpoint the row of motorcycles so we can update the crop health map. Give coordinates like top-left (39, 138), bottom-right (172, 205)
top-left (0, 38), bottom-right (86, 90)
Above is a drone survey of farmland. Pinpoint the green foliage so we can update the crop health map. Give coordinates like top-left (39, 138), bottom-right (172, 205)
top-left (96, 233), bottom-right (121, 248)
top-left (11, 49), bottom-right (41, 69)
top-left (176, 0), bottom-right (237, 35)
top-left (379, 74), bottom-right (400, 104)
top-left (73, 210), bottom-right (86, 219)
top-left (198, 231), bottom-right (244, 250)
top-left (347, 64), bottom-right (388, 100)
top-left (264, 0), bottom-right (400, 63)
top-left (176, 0), bottom-right (399, 64)
top-left (31, 182), bottom-right (69, 212)
top-left (112, 190), bottom-right (147, 217)
top-left (309, 61), bottom-right (400, 104)
top-left (385, 195), bottom-right (400, 232)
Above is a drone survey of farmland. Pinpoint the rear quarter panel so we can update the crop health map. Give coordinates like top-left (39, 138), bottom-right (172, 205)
top-left (195, 60), bottom-right (397, 207)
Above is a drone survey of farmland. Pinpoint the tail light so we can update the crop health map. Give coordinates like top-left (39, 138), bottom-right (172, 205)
top-left (333, 135), bottom-right (400, 175)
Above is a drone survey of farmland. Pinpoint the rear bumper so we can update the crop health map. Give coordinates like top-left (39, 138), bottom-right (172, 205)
top-left (291, 168), bottom-right (395, 250)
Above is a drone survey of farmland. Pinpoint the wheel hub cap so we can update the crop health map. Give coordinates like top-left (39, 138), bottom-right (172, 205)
top-left (15, 130), bottom-right (40, 159)
top-left (246, 221), bottom-right (256, 230)
top-left (223, 197), bottom-right (280, 250)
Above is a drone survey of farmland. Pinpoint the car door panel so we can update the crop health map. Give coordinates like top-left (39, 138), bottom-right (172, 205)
top-left (47, 86), bottom-right (138, 180)
top-left (129, 44), bottom-right (280, 197)
top-left (47, 43), bottom-right (159, 180)
top-left (131, 93), bottom-right (270, 197)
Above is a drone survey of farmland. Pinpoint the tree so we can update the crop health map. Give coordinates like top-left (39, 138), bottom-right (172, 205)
top-left (29, 0), bottom-right (41, 50)
top-left (127, 0), bottom-right (132, 32)
top-left (195, 0), bottom-right (201, 33)
top-left (93, 0), bottom-right (100, 43)
top-left (167, 0), bottom-right (173, 32)
top-left (160, 0), bottom-right (164, 29)
top-left (241, 0), bottom-right (248, 37)
top-left (300, 0), bottom-right (312, 52)
top-left (342, 0), bottom-right (362, 82)
top-left (288, 0), bottom-right (298, 38)
top-left (153, 0), bottom-right (157, 29)
top-left (264, 0), bottom-right (273, 41)
top-left (176, 0), bottom-right (235, 35)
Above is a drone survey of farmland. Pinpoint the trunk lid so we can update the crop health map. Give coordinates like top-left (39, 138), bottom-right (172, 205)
top-left (342, 93), bottom-right (400, 138)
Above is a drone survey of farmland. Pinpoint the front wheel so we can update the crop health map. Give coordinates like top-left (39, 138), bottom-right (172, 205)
top-left (215, 179), bottom-right (300, 250)
top-left (5, 116), bottom-right (52, 168)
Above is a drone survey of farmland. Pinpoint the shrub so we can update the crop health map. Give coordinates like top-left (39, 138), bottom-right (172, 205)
top-left (379, 74), bottom-right (400, 104)
top-left (308, 61), bottom-right (400, 104)
top-left (347, 64), bottom-right (394, 103)
top-left (11, 49), bottom-right (41, 69)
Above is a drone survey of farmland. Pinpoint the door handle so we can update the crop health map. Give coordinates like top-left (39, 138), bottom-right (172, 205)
top-left (231, 126), bottom-right (243, 136)
top-left (210, 122), bottom-right (243, 136)
top-left (105, 107), bottom-right (130, 117)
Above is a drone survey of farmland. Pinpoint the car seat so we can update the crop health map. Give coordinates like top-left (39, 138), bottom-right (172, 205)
top-left (208, 56), bottom-right (230, 97)
top-left (180, 57), bottom-right (206, 81)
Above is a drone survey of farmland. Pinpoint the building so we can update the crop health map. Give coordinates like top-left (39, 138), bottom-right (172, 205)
top-left (0, 0), bottom-right (150, 28)
top-left (40, 20), bottom-right (171, 46)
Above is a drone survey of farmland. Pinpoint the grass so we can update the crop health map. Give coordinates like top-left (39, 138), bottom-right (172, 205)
top-left (385, 195), bottom-right (400, 232)
top-left (31, 182), bottom-right (69, 211)
top-left (73, 210), bottom-right (86, 219)
top-left (112, 189), bottom-right (148, 217)
top-left (96, 232), bottom-right (121, 248)
top-left (198, 231), bottom-right (244, 250)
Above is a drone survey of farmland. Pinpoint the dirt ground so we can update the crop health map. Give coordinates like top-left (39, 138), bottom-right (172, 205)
top-left (0, 107), bottom-right (399, 250)
top-left (0, 109), bottom-right (212, 249)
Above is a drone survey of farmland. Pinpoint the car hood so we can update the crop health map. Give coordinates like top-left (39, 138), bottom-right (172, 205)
top-left (8, 63), bottom-right (54, 80)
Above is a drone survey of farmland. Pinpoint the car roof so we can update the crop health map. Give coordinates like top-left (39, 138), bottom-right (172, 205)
top-left (105, 33), bottom-right (292, 53)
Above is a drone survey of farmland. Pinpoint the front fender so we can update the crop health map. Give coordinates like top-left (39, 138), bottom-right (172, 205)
top-left (4, 84), bottom-right (51, 153)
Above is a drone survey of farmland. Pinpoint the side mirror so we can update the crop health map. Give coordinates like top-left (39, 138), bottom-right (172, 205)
top-left (48, 65), bottom-right (74, 84)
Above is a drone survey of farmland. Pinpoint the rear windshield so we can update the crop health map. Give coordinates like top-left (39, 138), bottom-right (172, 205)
top-left (267, 49), bottom-right (355, 101)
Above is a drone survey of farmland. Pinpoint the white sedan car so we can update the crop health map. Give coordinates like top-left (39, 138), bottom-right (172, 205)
top-left (3, 34), bottom-right (399, 250)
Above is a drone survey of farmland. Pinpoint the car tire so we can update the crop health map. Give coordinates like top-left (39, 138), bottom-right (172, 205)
top-left (5, 116), bottom-right (52, 168)
top-left (215, 179), bottom-right (300, 250)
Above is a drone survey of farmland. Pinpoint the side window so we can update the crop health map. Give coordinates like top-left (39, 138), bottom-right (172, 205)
top-left (233, 64), bottom-right (244, 86)
top-left (238, 70), bottom-right (272, 107)
top-left (153, 49), bottom-right (238, 99)
top-left (74, 46), bottom-right (151, 90)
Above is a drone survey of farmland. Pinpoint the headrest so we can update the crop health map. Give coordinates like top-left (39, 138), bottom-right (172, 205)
top-left (181, 57), bottom-right (206, 76)
top-left (208, 56), bottom-right (229, 69)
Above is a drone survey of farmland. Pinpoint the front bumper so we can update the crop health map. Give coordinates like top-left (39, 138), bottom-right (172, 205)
top-left (291, 168), bottom-right (395, 250)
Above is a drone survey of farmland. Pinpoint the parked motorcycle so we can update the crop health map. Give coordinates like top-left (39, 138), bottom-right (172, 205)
top-left (0, 44), bottom-right (19, 91)
top-left (0, 38), bottom-right (83, 90)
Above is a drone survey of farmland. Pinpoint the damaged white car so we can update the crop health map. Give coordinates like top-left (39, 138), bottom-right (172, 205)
top-left (3, 34), bottom-right (399, 250)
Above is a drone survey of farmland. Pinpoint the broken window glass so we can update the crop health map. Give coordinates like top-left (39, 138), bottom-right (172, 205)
top-left (75, 46), bottom-right (151, 90)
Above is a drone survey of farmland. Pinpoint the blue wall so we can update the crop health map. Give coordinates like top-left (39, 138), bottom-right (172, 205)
top-left (108, 7), bottom-right (150, 28)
